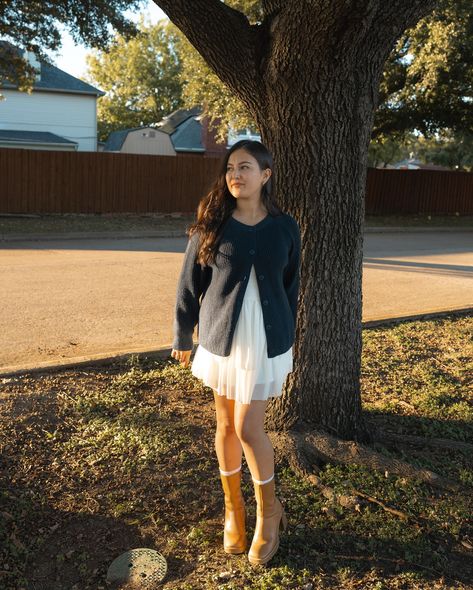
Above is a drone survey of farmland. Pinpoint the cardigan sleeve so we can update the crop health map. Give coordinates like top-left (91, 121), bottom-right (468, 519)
top-left (283, 216), bottom-right (301, 324)
top-left (172, 231), bottom-right (210, 351)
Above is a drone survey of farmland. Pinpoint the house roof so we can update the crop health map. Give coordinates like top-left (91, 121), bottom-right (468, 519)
top-left (103, 129), bottom-right (134, 152)
top-left (104, 108), bottom-right (208, 153)
top-left (157, 107), bottom-right (202, 135)
top-left (156, 107), bottom-right (206, 152)
top-left (103, 126), bottom-right (167, 151)
top-left (0, 129), bottom-right (77, 146)
top-left (171, 116), bottom-right (204, 152)
top-left (0, 41), bottom-right (104, 97)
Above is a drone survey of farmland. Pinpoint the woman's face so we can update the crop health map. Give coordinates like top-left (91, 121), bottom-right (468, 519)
top-left (225, 149), bottom-right (271, 202)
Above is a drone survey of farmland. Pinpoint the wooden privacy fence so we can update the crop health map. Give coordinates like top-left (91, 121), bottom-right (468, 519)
top-left (0, 147), bottom-right (472, 214)
top-left (0, 149), bottom-right (222, 214)
top-left (366, 168), bottom-right (472, 215)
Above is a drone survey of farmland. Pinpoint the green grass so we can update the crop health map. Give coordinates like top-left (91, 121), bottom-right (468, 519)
top-left (0, 212), bottom-right (196, 235)
top-left (364, 214), bottom-right (473, 228)
top-left (0, 316), bottom-right (472, 590)
top-left (0, 213), bottom-right (471, 236)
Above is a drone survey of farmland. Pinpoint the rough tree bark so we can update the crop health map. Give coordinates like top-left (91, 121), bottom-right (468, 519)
top-left (155, 1), bottom-right (463, 495)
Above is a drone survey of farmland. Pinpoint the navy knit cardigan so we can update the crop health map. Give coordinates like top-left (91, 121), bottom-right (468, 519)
top-left (172, 211), bottom-right (301, 358)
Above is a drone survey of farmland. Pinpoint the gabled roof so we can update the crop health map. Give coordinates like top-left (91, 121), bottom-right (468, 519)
top-left (103, 129), bottom-right (134, 152)
top-left (0, 41), bottom-right (104, 97)
top-left (157, 107), bottom-right (202, 135)
top-left (171, 116), bottom-right (204, 152)
top-left (0, 129), bottom-right (77, 146)
top-left (155, 107), bottom-right (206, 152)
top-left (104, 108), bottom-right (209, 153)
top-left (103, 126), bottom-right (166, 151)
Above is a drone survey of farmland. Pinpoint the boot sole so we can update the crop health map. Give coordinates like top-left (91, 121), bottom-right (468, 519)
top-left (248, 510), bottom-right (287, 565)
top-left (224, 545), bottom-right (247, 554)
top-left (248, 538), bottom-right (279, 565)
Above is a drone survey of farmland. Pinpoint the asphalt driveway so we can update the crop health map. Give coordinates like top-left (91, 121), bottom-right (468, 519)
top-left (0, 230), bottom-right (471, 375)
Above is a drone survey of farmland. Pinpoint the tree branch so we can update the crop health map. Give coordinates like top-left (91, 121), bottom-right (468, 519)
top-left (382, 0), bottom-right (439, 30)
top-left (152, 0), bottom-right (259, 105)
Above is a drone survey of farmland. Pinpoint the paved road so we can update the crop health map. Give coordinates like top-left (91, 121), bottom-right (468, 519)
top-left (0, 231), bottom-right (471, 374)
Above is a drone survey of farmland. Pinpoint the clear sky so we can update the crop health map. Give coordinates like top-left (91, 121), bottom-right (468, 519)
top-left (44, 1), bottom-right (168, 79)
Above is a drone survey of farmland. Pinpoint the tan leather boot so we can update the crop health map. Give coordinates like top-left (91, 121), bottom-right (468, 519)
top-left (219, 470), bottom-right (247, 554)
top-left (248, 476), bottom-right (288, 565)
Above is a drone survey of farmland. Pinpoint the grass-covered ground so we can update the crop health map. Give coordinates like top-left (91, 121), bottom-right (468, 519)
top-left (0, 213), bottom-right (471, 236)
top-left (0, 314), bottom-right (472, 590)
top-left (0, 212), bottom-right (195, 236)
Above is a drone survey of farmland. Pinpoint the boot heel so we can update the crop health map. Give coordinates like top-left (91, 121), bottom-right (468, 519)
top-left (280, 508), bottom-right (288, 532)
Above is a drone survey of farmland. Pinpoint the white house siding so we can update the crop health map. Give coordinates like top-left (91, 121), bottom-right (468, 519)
top-left (0, 89), bottom-right (98, 151)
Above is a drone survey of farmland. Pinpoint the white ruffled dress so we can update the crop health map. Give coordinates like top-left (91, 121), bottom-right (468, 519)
top-left (191, 263), bottom-right (293, 405)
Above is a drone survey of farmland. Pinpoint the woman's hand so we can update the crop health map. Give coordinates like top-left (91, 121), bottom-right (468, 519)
top-left (171, 348), bottom-right (192, 368)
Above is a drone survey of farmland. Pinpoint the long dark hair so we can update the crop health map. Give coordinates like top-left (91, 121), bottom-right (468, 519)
top-left (188, 139), bottom-right (283, 266)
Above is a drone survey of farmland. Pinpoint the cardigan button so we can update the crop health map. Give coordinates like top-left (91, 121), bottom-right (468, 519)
top-left (249, 249), bottom-right (255, 255)
top-left (259, 274), bottom-right (264, 280)
top-left (266, 324), bottom-right (272, 329)
top-left (263, 299), bottom-right (268, 305)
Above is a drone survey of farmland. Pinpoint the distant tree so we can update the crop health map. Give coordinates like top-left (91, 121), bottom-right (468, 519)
top-left (84, 18), bottom-right (183, 142)
top-left (367, 133), bottom-right (408, 168)
top-left (368, 130), bottom-right (473, 171)
top-left (417, 130), bottom-right (473, 171)
top-left (374, 0), bottom-right (473, 139)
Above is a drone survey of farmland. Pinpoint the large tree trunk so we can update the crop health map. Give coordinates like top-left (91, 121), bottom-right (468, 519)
top-left (155, 0), bottom-right (439, 441)
top-left (257, 79), bottom-right (371, 439)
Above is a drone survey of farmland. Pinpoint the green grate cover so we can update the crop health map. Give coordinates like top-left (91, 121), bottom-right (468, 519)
top-left (107, 548), bottom-right (167, 587)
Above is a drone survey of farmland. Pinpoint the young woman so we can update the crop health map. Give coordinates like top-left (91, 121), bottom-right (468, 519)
top-left (171, 139), bottom-right (301, 565)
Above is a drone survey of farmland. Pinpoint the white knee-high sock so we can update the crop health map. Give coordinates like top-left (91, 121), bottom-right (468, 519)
top-left (252, 473), bottom-right (274, 485)
top-left (219, 464), bottom-right (242, 476)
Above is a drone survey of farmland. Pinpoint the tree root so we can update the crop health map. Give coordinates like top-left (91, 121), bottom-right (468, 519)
top-left (269, 430), bottom-right (361, 510)
top-left (270, 430), bottom-right (413, 520)
top-left (269, 427), bottom-right (463, 524)
top-left (305, 429), bottom-right (461, 491)
top-left (377, 431), bottom-right (473, 455)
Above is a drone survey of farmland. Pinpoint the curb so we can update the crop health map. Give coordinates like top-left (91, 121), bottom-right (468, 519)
top-left (362, 306), bottom-right (472, 328)
top-left (0, 346), bottom-right (173, 379)
top-left (0, 229), bottom-right (187, 242)
top-left (1, 226), bottom-right (472, 242)
top-left (1, 307), bottom-right (471, 379)
top-left (364, 226), bottom-right (473, 233)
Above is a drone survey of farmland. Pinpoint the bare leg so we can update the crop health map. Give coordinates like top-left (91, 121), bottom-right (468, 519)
top-left (234, 399), bottom-right (274, 481)
top-left (233, 399), bottom-right (286, 565)
top-left (213, 389), bottom-right (243, 471)
top-left (213, 390), bottom-right (247, 554)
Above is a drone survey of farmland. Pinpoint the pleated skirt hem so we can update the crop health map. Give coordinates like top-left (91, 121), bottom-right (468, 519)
top-left (190, 264), bottom-right (293, 405)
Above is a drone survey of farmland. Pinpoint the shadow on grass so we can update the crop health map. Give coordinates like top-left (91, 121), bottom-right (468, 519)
top-left (0, 482), bottom-right (195, 590)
